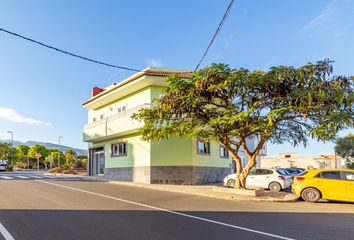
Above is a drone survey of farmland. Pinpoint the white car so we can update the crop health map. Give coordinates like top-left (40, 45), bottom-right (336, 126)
top-left (223, 167), bottom-right (292, 192)
top-left (0, 160), bottom-right (7, 171)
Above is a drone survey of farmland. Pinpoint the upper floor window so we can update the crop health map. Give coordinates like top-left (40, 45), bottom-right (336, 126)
top-left (100, 114), bottom-right (104, 120)
top-left (111, 142), bottom-right (127, 157)
top-left (197, 140), bottom-right (210, 155)
top-left (219, 145), bottom-right (228, 158)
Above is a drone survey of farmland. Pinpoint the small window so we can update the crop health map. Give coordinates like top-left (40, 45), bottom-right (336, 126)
top-left (197, 140), bottom-right (210, 155)
top-left (100, 114), bottom-right (104, 120)
top-left (285, 155), bottom-right (291, 158)
top-left (118, 107), bottom-right (122, 113)
top-left (111, 142), bottom-right (127, 157)
top-left (122, 106), bottom-right (126, 111)
top-left (343, 172), bottom-right (354, 181)
top-left (254, 169), bottom-right (273, 175)
top-left (317, 171), bottom-right (342, 180)
top-left (219, 145), bottom-right (228, 158)
top-left (93, 117), bottom-right (96, 122)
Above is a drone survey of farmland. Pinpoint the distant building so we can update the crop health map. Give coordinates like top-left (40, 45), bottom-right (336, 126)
top-left (260, 152), bottom-right (345, 169)
top-left (82, 67), bottom-right (266, 184)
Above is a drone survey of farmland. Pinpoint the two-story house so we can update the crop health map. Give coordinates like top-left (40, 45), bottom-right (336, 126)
top-left (83, 67), bottom-right (266, 184)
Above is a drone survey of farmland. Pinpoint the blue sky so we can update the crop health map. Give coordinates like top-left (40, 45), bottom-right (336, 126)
top-left (0, 0), bottom-right (353, 155)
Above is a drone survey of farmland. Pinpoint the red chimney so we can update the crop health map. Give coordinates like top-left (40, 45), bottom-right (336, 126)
top-left (92, 87), bottom-right (104, 97)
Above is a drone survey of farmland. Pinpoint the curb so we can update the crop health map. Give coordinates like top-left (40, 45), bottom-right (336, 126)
top-left (108, 181), bottom-right (298, 203)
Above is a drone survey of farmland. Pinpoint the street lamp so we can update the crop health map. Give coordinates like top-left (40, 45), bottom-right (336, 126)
top-left (58, 136), bottom-right (62, 168)
top-left (7, 131), bottom-right (13, 147)
top-left (7, 131), bottom-right (13, 169)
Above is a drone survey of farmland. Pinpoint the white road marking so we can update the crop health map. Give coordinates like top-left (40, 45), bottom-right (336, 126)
top-left (0, 222), bottom-right (15, 240)
top-left (38, 180), bottom-right (295, 240)
top-left (15, 176), bottom-right (29, 179)
top-left (30, 176), bottom-right (43, 179)
top-left (0, 176), bottom-right (14, 180)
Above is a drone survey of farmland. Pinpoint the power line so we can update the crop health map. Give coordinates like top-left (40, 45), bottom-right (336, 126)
top-left (194, 0), bottom-right (235, 71)
top-left (0, 27), bottom-right (142, 72)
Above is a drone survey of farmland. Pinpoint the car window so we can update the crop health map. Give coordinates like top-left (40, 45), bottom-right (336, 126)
top-left (343, 172), bottom-right (354, 181)
top-left (276, 169), bottom-right (289, 175)
top-left (254, 169), bottom-right (273, 175)
top-left (317, 171), bottom-right (342, 180)
top-left (249, 169), bottom-right (256, 175)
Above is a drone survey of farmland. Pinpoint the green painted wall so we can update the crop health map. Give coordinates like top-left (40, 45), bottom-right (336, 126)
top-left (151, 138), bottom-right (193, 166)
top-left (89, 133), bottom-right (150, 169)
top-left (192, 140), bottom-right (232, 168)
top-left (87, 86), bottom-right (231, 170)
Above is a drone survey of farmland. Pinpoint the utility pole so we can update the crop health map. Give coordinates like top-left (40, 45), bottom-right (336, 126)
top-left (58, 136), bottom-right (62, 168)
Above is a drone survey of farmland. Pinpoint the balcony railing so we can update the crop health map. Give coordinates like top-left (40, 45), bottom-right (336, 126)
top-left (83, 103), bottom-right (150, 142)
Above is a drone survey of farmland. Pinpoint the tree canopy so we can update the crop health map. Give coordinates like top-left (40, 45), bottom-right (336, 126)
top-left (335, 133), bottom-right (354, 169)
top-left (133, 60), bottom-right (354, 188)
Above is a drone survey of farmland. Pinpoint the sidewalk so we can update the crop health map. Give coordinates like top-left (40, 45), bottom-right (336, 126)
top-left (45, 173), bottom-right (298, 202)
top-left (108, 181), bottom-right (299, 202)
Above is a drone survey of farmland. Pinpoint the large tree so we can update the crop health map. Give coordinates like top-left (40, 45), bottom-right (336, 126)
top-left (335, 133), bottom-right (354, 169)
top-left (133, 60), bottom-right (354, 189)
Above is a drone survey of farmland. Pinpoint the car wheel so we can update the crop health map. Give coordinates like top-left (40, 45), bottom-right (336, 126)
top-left (269, 182), bottom-right (282, 192)
top-left (226, 179), bottom-right (235, 188)
top-left (301, 188), bottom-right (321, 203)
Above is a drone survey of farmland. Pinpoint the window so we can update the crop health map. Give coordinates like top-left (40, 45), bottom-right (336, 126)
top-left (100, 114), bottom-right (104, 120)
top-left (122, 106), bottom-right (126, 111)
top-left (197, 140), bottom-right (210, 155)
top-left (285, 154), bottom-right (291, 158)
top-left (254, 169), bottom-right (273, 175)
top-left (316, 171), bottom-right (341, 180)
top-left (93, 117), bottom-right (96, 122)
top-left (111, 142), bottom-right (127, 157)
top-left (219, 145), bottom-right (228, 158)
top-left (343, 172), bottom-right (354, 181)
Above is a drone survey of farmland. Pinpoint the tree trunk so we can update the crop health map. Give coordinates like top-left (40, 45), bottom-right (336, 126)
top-left (239, 156), bottom-right (257, 189)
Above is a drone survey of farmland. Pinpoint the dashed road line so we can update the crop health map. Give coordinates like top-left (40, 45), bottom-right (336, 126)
top-left (0, 222), bottom-right (15, 240)
top-left (0, 176), bottom-right (13, 180)
top-left (38, 180), bottom-right (295, 240)
top-left (15, 176), bottom-right (29, 179)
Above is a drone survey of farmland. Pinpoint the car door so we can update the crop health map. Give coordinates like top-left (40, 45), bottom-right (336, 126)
top-left (342, 171), bottom-right (354, 201)
top-left (247, 169), bottom-right (271, 188)
top-left (314, 171), bottom-right (347, 200)
top-left (246, 169), bottom-right (257, 188)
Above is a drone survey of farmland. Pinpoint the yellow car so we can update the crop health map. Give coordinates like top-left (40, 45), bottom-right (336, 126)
top-left (292, 169), bottom-right (354, 203)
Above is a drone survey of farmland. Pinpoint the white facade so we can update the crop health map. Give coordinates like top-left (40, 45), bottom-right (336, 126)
top-left (260, 152), bottom-right (345, 169)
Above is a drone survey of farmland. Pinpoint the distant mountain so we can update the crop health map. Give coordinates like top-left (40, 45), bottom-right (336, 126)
top-left (0, 139), bottom-right (87, 156)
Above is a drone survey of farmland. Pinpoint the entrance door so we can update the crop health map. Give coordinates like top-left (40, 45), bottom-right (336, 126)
top-left (93, 150), bottom-right (105, 175)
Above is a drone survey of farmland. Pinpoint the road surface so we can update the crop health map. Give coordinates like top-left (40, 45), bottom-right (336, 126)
top-left (0, 177), bottom-right (353, 240)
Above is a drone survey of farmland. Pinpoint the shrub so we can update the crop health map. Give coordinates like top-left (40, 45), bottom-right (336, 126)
top-left (50, 167), bottom-right (62, 173)
top-left (62, 169), bottom-right (78, 175)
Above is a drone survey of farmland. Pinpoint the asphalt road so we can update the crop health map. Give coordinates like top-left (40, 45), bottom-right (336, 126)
top-left (0, 178), bottom-right (353, 240)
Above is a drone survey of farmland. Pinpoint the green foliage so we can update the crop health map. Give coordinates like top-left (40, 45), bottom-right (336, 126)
top-left (133, 60), bottom-right (354, 188)
top-left (28, 144), bottom-right (49, 159)
top-left (0, 143), bottom-right (12, 160)
top-left (335, 133), bottom-right (354, 159)
top-left (64, 149), bottom-right (77, 168)
top-left (16, 145), bottom-right (30, 157)
top-left (335, 133), bottom-right (354, 169)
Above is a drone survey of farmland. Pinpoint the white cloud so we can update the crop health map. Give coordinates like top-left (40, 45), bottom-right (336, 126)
top-left (297, 0), bottom-right (350, 39)
top-left (0, 107), bottom-right (53, 127)
top-left (145, 57), bottom-right (162, 67)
